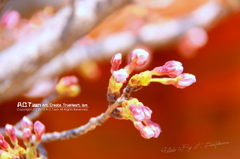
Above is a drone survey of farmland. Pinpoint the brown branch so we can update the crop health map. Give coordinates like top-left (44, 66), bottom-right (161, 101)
top-left (0, 0), bottom-right (8, 14)
top-left (0, 84), bottom-right (135, 142)
top-left (0, 0), bottom-right (132, 103)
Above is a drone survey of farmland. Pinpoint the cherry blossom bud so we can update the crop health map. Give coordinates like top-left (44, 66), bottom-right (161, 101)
top-left (34, 121), bottom-right (45, 143)
top-left (129, 104), bottom-right (145, 122)
top-left (0, 10), bottom-right (20, 29)
top-left (131, 49), bottom-right (149, 66)
top-left (133, 121), bottom-right (144, 130)
top-left (145, 119), bottom-right (161, 138)
top-left (61, 76), bottom-right (78, 86)
top-left (56, 76), bottom-right (81, 97)
top-left (110, 53), bottom-right (122, 73)
top-left (21, 116), bottom-right (33, 130)
top-left (112, 69), bottom-right (129, 83)
top-left (175, 73), bottom-right (196, 89)
top-left (22, 128), bottom-right (32, 144)
top-left (139, 126), bottom-right (155, 139)
top-left (0, 134), bottom-right (9, 150)
top-left (153, 61), bottom-right (183, 77)
top-left (140, 104), bottom-right (152, 119)
top-left (5, 124), bottom-right (17, 145)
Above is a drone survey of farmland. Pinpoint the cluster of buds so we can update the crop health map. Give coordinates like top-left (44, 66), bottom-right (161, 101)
top-left (121, 98), bottom-right (161, 139)
top-left (55, 76), bottom-right (81, 97)
top-left (108, 49), bottom-right (149, 94)
top-left (108, 49), bottom-right (196, 139)
top-left (0, 117), bottom-right (46, 159)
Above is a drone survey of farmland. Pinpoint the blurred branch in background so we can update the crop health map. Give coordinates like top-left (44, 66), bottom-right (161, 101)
top-left (0, 0), bottom-right (239, 104)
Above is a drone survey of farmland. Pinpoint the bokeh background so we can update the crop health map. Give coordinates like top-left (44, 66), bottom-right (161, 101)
top-left (1, 0), bottom-right (240, 159)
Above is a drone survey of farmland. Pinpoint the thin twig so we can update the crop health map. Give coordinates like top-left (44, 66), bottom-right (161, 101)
top-left (37, 143), bottom-right (48, 158)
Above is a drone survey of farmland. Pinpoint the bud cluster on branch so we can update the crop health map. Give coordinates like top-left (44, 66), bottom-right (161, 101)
top-left (107, 49), bottom-right (196, 139)
top-left (0, 117), bottom-right (46, 159)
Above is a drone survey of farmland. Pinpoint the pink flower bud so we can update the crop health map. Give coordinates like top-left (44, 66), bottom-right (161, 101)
top-left (140, 104), bottom-right (152, 119)
top-left (0, 10), bottom-right (20, 29)
top-left (5, 124), bottom-right (17, 144)
top-left (110, 53), bottom-right (122, 73)
top-left (61, 76), bottom-right (78, 86)
top-left (153, 61), bottom-right (183, 77)
top-left (0, 134), bottom-right (9, 150)
top-left (22, 128), bottom-right (32, 144)
top-left (129, 104), bottom-right (145, 122)
top-left (21, 116), bottom-right (33, 130)
top-left (175, 73), bottom-right (196, 89)
top-left (131, 49), bottom-right (149, 66)
top-left (133, 121), bottom-right (144, 131)
top-left (113, 69), bottom-right (129, 83)
top-left (34, 121), bottom-right (45, 143)
top-left (145, 119), bottom-right (161, 138)
top-left (139, 126), bottom-right (155, 139)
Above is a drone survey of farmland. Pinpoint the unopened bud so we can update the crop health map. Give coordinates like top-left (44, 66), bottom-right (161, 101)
top-left (175, 73), bottom-right (196, 89)
top-left (0, 134), bottom-right (9, 150)
top-left (112, 69), bottom-right (129, 83)
top-left (129, 104), bottom-right (145, 122)
top-left (34, 121), bottom-right (45, 143)
top-left (139, 126), bottom-right (155, 139)
top-left (21, 116), bottom-right (33, 130)
top-left (153, 61), bottom-right (183, 77)
top-left (5, 124), bottom-right (18, 145)
top-left (110, 53), bottom-right (122, 73)
top-left (131, 49), bottom-right (149, 66)
top-left (22, 128), bottom-right (32, 145)
top-left (56, 76), bottom-right (81, 97)
top-left (140, 104), bottom-right (152, 119)
top-left (145, 119), bottom-right (161, 138)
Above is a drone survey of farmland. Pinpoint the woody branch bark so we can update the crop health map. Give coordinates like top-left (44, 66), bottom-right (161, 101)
top-left (0, 0), bottom-right (132, 103)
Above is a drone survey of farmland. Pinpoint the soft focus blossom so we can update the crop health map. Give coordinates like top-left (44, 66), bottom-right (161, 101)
top-left (56, 76), bottom-right (81, 97)
top-left (0, 10), bottom-right (20, 29)
top-left (175, 73), bottom-right (196, 89)
top-left (113, 69), bottom-right (129, 83)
